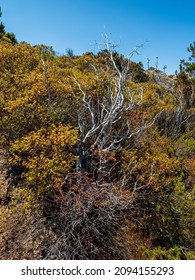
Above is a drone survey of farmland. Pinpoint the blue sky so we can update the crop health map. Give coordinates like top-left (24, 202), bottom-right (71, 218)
top-left (1, 0), bottom-right (195, 74)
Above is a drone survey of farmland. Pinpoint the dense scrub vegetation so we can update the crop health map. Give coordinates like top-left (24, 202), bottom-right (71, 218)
top-left (0, 19), bottom-right (194, 259)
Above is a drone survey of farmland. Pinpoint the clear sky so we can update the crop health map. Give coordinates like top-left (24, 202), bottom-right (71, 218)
top-left (0, 0), bottom-right (195, 74)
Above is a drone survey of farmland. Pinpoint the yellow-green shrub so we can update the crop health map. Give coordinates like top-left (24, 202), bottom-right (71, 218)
top-left (10, 124), bottom-right (78, 193)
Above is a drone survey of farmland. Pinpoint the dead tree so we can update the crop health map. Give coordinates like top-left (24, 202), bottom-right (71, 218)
top-left (74, 35), bottom-right (161, 183)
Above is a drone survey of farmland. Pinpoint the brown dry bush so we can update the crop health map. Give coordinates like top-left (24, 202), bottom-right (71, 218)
top-left (40, 172), bottom-right (139, 259)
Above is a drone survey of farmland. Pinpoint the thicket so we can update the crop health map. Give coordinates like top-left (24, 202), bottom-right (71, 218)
top-left (0, 31), bottom-right (194, 259)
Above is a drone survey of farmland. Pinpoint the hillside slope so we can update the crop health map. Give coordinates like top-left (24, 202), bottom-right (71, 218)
top-left (0, 41), bottom-right (194, 260)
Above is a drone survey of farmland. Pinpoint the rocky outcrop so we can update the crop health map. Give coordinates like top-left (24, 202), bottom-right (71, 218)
top-left (146, 69), bottom-right (175, 91)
